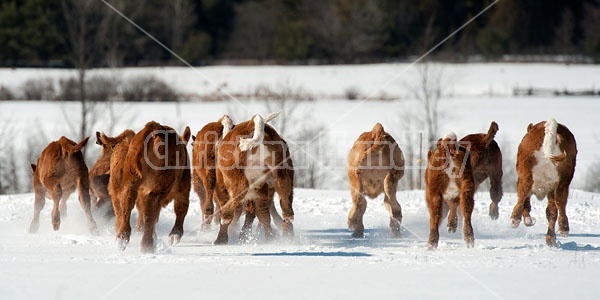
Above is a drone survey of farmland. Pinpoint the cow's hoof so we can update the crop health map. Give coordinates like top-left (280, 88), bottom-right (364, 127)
top-left (28, 222), bottom-right (39, 234)
top-left (489, 203), bottom-right (499, 220)
top-left (282, 220), bottom-right (294, 237)
top-left (88, 222), bottom-right (99, 236)
top-left (214, 234), bottom-right (228, 245)
top-left (141, 243), bottom-right (154, 254)
top-left (116, 238), bottom-right (128, 251)
top-left (239, 230), bottom-right (253, 244)
top-left (390, 229), bottom-right (401, 238)
top-left (523, 216), bottom-right (536, 227)
top-left (546, 236), bottom-right (558, 248)
top-left (170, 234), bottom-right (182, 246)
top-left (447, 224), bottom-right (457, 233)
top-left (352, 231), bottom-right (365, 238)
top-left (464, 238), bottom-right (475, 248)
top-left (510, 218), bottom-right (521, 228)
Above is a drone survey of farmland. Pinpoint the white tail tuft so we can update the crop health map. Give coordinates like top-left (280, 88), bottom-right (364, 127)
top-left (543, 118), bottom-right (560, 158)
top-left (221, 114), bottom-right (234, 137)
top-left (239, 114), bottom-right (266, 151)
top-left (444, 132), bottom-right (457, 141)
top-left (264, 111), bottom-right (280, 124)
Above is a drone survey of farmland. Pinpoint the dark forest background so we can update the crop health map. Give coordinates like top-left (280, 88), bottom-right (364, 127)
top-left (1, 0), bottom-right (599, 67)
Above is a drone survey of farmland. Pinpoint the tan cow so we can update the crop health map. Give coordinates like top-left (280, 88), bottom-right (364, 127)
top-left (29, 136), bottom-right (98, 235)
top-left (347, 123), bottom-right (405, 238)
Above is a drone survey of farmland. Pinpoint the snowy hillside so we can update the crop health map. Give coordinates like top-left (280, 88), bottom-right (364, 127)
top-left (1, 63), bottom-right (599, 98)
top-left (1, 188), bottom-right (599, 299)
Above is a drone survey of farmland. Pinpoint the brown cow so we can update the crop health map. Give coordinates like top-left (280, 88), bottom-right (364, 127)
top-left (29, 136), bottom-right (98, 235)
top-left (213, 113), bottom-right (294, 244)
top-left (460, 121), bottom-right (503, 219)
top-left (90, 129), bottom-right (135, 218)
top-left (107, 121), bottom-right (191, 253)
top-left (191, 114), bottom-right (283, 233)
top-left (510, 119), bottom-right (577, 247)
top-left (347, 123), bottom-right (405, 238)
top-left (425, 132), bottom-right (475, 249)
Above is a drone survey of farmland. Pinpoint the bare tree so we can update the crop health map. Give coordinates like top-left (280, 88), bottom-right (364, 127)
top-left (404, 62), bottom-right (447, 143)
top-left (289, 124), bottom-right (334, 189)
top-left (583, 162), bottom-right (600, 193)
top-left (22, 124), bottom-right (50, 193)
top-left (0, 120), bottom-right (47, 194)
top-left (394, 62), bottom-right (450, 190)
top-left (0, 123), bottom-right (19, 194)
top-left (261, 84), bottom-right (334, 189)
top-left (103, 101), bottom-right (135, 136)
top-left (583, 135), bottom-right (600, 192)
top-left (498, 142), bottom-right (516, 193)
top-left (61, 0), bottom-right (104, 148)
top-left (261, 81), bottom-right (311, 136)
top-left (389, 119), bottom-right (424, 190)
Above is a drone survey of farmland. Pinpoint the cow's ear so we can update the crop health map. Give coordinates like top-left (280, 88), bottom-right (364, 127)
top-left (181, 126), bottom-right (191, 144)
top-left (30, 163), bottom-right (37, 173)
top-left (72, 136), bottom-right (90, 152)
top-left (96, 131), bottom-right (103, 145)
top-left (191, 135), bottom-right (196, 142)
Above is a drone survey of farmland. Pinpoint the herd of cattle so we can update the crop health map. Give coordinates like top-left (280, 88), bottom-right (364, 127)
top-left (27, 113), bottom-right (577, 253)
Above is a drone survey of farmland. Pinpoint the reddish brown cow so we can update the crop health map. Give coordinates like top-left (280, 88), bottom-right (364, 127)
top-left (213, 113), bottom-right (294, 244)
top-left (29, 136), bottom-right (98, 235)
top-left (425, 132), bottom-right (475, 249)
top-left (460, 122), bottom-right (503, 219)
top-left (89, 129), bottom-right (135, 218)
top-left (107, 121), bottom-right (191, 253)
top-left (510, 119), bottom-right (577, 247)
top-left (191, 115), bottom-right (234, 230)
top-left (347, 123), bottom-right (405, 238)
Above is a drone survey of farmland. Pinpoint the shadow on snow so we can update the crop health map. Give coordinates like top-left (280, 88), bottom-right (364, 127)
top-left (252, 251), bottom-right (371, 257)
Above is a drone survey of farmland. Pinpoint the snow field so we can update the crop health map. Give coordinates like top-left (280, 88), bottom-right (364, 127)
top-left (0, 188), bottom-right (599, 299)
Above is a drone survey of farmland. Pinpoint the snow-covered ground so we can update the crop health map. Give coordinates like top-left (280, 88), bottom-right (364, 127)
top-left (1, 188), bottom-right (600, 299)
top-left (1, 63), bottom-right (599, 299)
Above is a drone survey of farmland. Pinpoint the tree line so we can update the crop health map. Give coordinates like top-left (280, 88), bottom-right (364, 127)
top-left (1, 0), bottom-right (599, 67)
